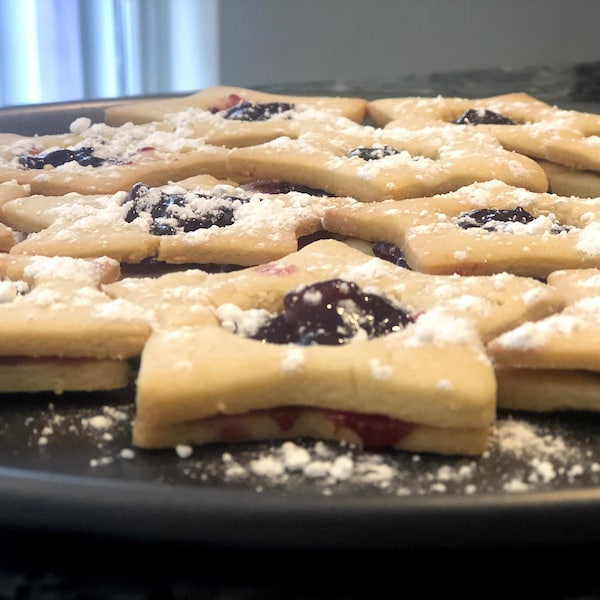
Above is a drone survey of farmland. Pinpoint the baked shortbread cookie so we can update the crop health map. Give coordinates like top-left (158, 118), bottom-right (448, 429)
top-left (488, 268), bottom-right (600, 411)
top-left (104, 85), bottom-right (368, 133)
top-left (368, 92), bottom-right (600, 171)
top-left (323, 179), bottom-right (600, 278)
top-left (107, 239), bottom-right (565, 455)
top-left (0, 254), bottom-right (150, 359)
top-left (105, 238), bottom-right (563, 343)
top-left (0, 254), bottom-right (150, 393)
top-left (538, 159), bottom-right (600, 198)
top-left (5, 174), bottom-right (348, 265)
top-left (226, 117), bottom-right (548, 203)
top-left (0, 117), bottom-right (231, 195)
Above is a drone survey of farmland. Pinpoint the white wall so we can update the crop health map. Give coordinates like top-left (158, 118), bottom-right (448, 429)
top-left (217, 0), bottom-right (600, 87)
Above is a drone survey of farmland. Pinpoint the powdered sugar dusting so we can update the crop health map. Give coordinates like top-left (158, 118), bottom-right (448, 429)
top-left (10, 395), bottom-right (599, 499)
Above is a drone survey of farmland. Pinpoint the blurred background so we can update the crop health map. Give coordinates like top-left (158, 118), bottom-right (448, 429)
top-left (0, 0), bottom-right (599, 107)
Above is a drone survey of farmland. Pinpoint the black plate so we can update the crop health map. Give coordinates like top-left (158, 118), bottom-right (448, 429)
top-left (1, 88), bottom-right (600, 551)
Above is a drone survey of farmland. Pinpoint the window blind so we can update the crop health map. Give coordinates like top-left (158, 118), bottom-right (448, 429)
top-left (0, 0), bottom-right (218, 107)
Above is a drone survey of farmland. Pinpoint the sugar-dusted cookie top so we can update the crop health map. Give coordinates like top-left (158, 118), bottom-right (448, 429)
top-left (487, 267), bottom-right (600, 372)
top-left (227, 117), bottom-right (548, 203)
top-left (105, 238), bottom-right (563, 343)
top-left (368, 92), bottom-right (600, 172)
top-left (0, 254), bottom-right (150, 359)
top-left (323, 179), bottom-right (600, 278)
top-left (104, 85), bottom-right (368, 127)
top-left (6, 174), bottom-right (347, 265)
top-left (0, 117), bottom-right (231, 195)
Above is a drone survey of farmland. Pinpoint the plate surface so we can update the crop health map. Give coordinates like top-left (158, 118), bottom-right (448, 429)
top-left (1, 90), bottom-right (600, 550)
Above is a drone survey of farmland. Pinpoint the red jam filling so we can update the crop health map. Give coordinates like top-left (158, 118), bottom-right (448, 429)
top-left (219, 406), bottom-right (416, 450)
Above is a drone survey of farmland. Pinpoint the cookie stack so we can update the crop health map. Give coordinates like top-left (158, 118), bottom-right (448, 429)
top-left (1, 86), bottom-right (599, 456)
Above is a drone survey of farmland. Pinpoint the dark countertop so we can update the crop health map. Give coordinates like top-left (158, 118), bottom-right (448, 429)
top-left (2, 62), bottom-right (600, 599)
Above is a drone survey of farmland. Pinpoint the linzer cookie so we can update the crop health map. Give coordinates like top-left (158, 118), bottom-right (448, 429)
top-left (106, 238), bottom-right (563, 342)
top-left (227, 117), bottom-right (548, 203)
top-left (0, 117), bottom-right (231, 195)
top-left (119, 239), bottom-right (565, 455)
top-left (5, 175), bottom-right (349, 265)
top-left (323, 179), bottom-right (600, 278)
top-left (368, 92), bottom-right (600, 172)
top-left (488, 268), bottom-right (600, 412)
top-left (103, 86), bottom-right (368, 150)
top-left (0, 254), bottom-right (151, 393)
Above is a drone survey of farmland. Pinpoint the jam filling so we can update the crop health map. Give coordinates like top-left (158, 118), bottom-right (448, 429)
top-left (454, 108), bottom-right (516, 125)
top-left (241, 180), bottom-right (331, 196)
top-left (119, 259), bottom-right (242, 278)
top-left (18, 146), bottom-right (107, 169)
top-left (371, 241), bottom-right (411, 269)
top-left (124, 182), bottom-right (250, 236)
top-left (221, 100), bottom-right (294, 121)
top-left (249, 278), bottom-right (415, 345)
top-left (456, 207), bottom-right (570, 234)
top-left (347, 145), bottom-right (401, 160)
top-left (218, 406), bottom-right (416, 450)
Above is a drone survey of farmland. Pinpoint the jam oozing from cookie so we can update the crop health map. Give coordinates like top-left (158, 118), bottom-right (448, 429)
top-left (124, 182), bottom-right (249, 236)
top-left (18, 147), bottom-right (107, 169)
top-left (371, 241), bottom-right (411, 269)
top-left (454, 109), bottom-right (516, 125)
top-left (347, 145), bottom-right (401, 160)
top-left (250, 278), bottom-right (415, 345)
top-left (456, 207), bottom-right (570, 233)
top-left (222, 100), bottom-right (294, 121)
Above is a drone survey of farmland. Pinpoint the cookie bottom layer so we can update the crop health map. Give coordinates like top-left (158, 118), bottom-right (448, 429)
top-left (133, 406), bottom-right (491, 456)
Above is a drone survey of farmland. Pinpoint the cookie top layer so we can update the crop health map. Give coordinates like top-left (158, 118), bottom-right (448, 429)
top-left (368, 92), bottom-right (600, 171)
top-left (323, 179), bottom-right (600, 278)
top-left (0, 254), bottom-right (150, 358)
top-left (227, 117), bottom-right (548, 202)
top-left (488, 267), bottom-right (600, 371)
top-left (5, 175), bottom-right (350, 265)
top-left (104, 85), bottom-right (368, 126)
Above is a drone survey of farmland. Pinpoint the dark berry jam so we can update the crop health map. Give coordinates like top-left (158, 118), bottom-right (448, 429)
top-left (18, 146), bottom-right (106, 169)
top-left (371, 241), bottom-right (410, 269)
top-left (454, 109), bottom-right (516, 125)
top-left (347, 145), bottom-right (401, 160)
top-left (270, 406), bottom-right (416, 450)
top-left (249, 278), bottom-right (415, 345)
top-left (456, 207), bottom-right (570, 234)
top-left (222, 100), bottom-right (294, 121)
top-left (297, 231), bottom-right (344, 250)
top-left (457, 207), bottom-right (535, 230)
top-left (124, 182), bottom-right (249, 236)
top-left (241, 180), bottom-right (331, 196)
top-left (119, 259), bottom-right (242, 277)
